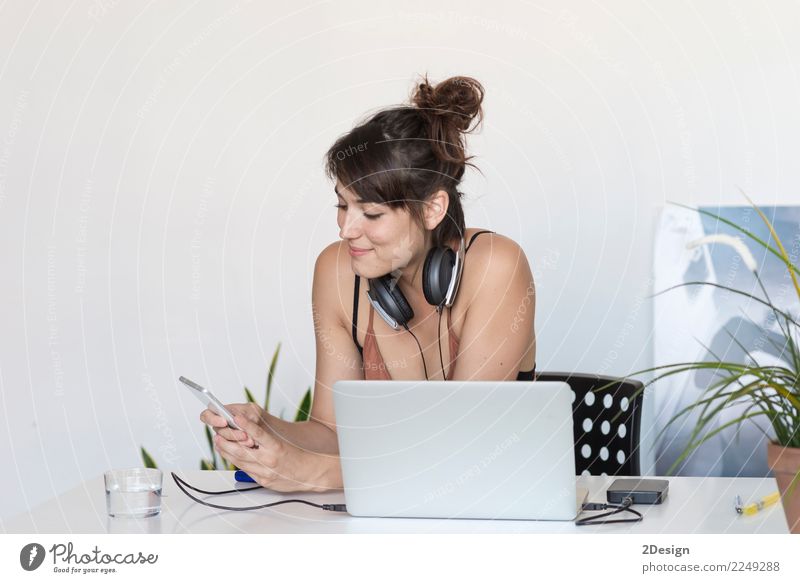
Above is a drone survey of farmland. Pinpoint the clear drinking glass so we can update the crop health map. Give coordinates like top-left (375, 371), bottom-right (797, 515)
top-left (104, 468), bottom-right (163, 518)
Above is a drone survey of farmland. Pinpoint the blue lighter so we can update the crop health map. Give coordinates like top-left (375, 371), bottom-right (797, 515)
top-left (234, 470), bottom-right (256, 483)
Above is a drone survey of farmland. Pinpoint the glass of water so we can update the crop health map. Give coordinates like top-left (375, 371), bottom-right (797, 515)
top-left (104, 468), bottom-right (163, 518)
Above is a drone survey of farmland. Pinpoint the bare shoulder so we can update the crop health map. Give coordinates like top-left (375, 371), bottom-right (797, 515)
top-left (313, 240), bottom-right (356, 328)
top-left (463, 229), bottom-right (531, 282)
top-left (314, 240), bottom-right (349, 272)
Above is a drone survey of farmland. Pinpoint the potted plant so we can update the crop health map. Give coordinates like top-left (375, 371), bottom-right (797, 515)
top-left (608, 198), bottom-right (800, 533)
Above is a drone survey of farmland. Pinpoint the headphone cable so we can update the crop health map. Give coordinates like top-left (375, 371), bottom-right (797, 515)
top-left (170, 472), bottom-right (348, 512)
top-left (437, 306), bottom-right (447, 381)
top-left (402, 323), bottom-right (429, 380)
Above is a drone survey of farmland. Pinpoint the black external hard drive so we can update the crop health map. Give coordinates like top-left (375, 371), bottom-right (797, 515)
top-left (607, 478), bottom-right (669, 505)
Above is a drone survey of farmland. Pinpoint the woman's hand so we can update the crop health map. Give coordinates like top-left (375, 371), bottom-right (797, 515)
top-left (200, 403), bottom-right (263, 448)
top-left (199, 403), bottom-right (323, 492)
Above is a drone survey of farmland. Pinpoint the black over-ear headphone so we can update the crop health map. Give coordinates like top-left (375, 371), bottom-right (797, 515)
top-left (365, 235), bottom-right (466, 331)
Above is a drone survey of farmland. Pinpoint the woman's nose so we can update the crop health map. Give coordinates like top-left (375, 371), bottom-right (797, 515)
top-left (339, 212), bottom-right (363, 240)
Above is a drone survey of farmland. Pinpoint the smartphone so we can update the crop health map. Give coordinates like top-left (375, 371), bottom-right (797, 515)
top-left (179, 376), bottom-right (243, 431)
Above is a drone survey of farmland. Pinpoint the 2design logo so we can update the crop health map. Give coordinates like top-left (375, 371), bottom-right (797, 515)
top-left (20, 543), bottom-right (46, 571)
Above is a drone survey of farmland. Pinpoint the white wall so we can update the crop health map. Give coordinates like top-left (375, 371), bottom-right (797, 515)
top-left (2, 0), bottom-right (800, 522)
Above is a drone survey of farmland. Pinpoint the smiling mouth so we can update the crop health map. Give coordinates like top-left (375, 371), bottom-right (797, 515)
top-left (349, 247), bottom-right (372, 256)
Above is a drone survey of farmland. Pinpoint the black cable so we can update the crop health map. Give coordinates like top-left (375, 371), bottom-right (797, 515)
top-left (575, 496), bottom-right (643, 526)
top-left (403, 323), bottom-right (429, 380)
top-left (170, 472), bottom-right (347, 513)
top-left (172, 472), bottom-right (640, 523)
top-left (174, 473), bottom-right (263, 495)
top-left (437, 306), bottom-right (446, 381)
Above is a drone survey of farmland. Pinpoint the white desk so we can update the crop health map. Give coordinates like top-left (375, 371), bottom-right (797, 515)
top-left (3, 471), bottom-right (789, 534)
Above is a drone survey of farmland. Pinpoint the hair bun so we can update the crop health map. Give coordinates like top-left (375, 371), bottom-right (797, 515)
top-left (411, 75), bottom-right (484, 167)
top-left (412, 75), bottom-right (484, 133)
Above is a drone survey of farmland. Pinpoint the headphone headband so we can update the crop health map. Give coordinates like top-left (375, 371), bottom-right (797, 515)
top-left (442, 235), bottom-right (466, 309)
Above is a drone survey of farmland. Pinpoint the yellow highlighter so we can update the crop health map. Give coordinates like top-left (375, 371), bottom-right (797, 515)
top-left (735, 492), bottom-right (781, 516)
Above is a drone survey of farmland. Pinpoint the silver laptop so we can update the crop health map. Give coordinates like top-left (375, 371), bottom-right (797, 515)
top-left (333, 380), bottom-right (588, 520)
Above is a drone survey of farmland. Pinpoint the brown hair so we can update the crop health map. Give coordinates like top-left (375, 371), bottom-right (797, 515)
top-left (324, 75), bottom-right (484, 248)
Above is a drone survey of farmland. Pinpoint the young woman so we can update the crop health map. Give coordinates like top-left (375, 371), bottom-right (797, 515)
top-left (201, 75), bottom-right (536, 492)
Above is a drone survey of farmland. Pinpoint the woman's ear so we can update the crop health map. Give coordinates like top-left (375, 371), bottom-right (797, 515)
top-left (423, 190), bottom-right (449, 230)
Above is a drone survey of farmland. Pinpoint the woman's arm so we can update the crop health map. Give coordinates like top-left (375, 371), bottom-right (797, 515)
top-left (449, 233), bottom-right (536, 380)
top-left (203, 241), bottom-right (363, 491)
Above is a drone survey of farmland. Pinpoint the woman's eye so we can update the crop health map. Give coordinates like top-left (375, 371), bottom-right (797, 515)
top-left (334, 204), bottom-right (382, 220)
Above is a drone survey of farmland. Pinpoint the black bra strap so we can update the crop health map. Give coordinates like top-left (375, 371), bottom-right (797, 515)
top-left (466, 230), bottom-right (495, 252)
top-left (352, 275), bottom-right (362, 354)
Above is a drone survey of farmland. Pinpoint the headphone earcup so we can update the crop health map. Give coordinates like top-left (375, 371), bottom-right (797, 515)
top-left (368, 274), bottom-right (415, 328)
top-left (423, 247), bottom-right (456, 307)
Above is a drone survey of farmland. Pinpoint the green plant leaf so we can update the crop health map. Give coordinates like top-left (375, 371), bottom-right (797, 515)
top-left (266, 342), bottom-right (281, 412)
top-left (739, 190), bottom-right (800, 303)
top-left (295, 387), bottom-right (313, 422)
top-left (779, 313), bottom-right (800, 373)
top-left (204, 424), bottom-right (218, 469)
top-left (244, 386), bottom-right (257, 404)
top-left (605, 360), bottom-right (796, 443)
top-left (140, 447), bottom-right (158, 469)
top-left (201, 459), bottom-right (214, 470)
top-left (666, 411), bottom-right (769, 475)
top-left (625, 359), bottom-right (799, 452)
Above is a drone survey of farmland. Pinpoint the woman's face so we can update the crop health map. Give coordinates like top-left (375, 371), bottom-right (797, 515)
top-left (335, 182), bottom-right (425, 278)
